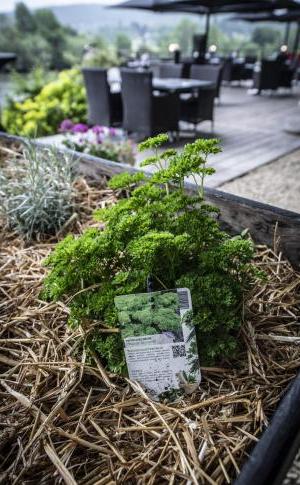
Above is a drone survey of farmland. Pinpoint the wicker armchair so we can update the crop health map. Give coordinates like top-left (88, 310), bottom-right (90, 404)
top-left (82, 68), bottom-right (122, 126)
top-left (180, 87), bottom-right (216, 131)
top-left (120, 69), bottom-right (180, 139)
top-left (158, 63), bottom-right (183, 79)
top-left (222, 58), bottom-right (245, 83)
top-left (252, 60), bottom-right (281, 93)
top-left (190, 64), bottom-right (223, 100)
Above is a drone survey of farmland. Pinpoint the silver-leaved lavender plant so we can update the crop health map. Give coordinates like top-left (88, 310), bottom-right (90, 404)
top-left (0, 141), bottom-right (76, 240)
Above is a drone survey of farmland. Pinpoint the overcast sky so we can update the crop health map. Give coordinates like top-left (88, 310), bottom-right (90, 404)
top-left (0, 0), bottom-right (118, 13)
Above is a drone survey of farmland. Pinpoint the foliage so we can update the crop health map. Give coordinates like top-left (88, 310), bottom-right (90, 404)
top-left (251, 26), bottom-right (282, 57)
top-left (60, 122), bottom-right (136, 165)
top-left (82, 37), bottom-right (120, 68)
top-left (33, 9), bottom-right (69, 70)
top-left (0, 2), bottom-right (79, 71)
top-left (10, 67), bottom-right (56, 99)
top-left (43, 134), bottom-right (256, 374)
top-left (157, 19), bottom-right (199, 57)
top-left (1, 69), bottom-right (87, 137)
top-left (116, 33), bottom-right (132, 55)
top-left (155, 19), bottom-right (283, 59)
top-left (0, 29), bottom-right (53, 72)
top-left (15, 2), bottom-right (36, 34)
top-left (252, 26), bottom-right (281, 48)
top-left (0, 142), bottom-right (76, 240)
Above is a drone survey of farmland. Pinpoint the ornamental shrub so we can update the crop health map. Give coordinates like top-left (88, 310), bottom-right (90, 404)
top-left (0, 142), bottom-right (76, 239)
top-left (43, 135), bottom-right (256, 373)
top-left (10, 67), bottom-right (56, 99)
top-left (1, 69), bottom-right (87, 137)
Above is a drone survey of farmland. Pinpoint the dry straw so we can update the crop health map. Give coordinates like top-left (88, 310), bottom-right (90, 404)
top-left (0, 145), bottom-right (300, 484)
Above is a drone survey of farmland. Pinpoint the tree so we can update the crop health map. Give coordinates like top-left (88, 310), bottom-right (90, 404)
top-left (15, 2), bottom-right (36, 33)
top-left (252, 26), bottom-right (281, 47)
top-left (174, 19), bottom-right (199, 55)
top-left (34, 9), bottom-right (68, 70)
top-left (34, 8), bottom-right (62, 33)
top-left (157, 19), bottom-right (199, 57)
top-left (0, 13), bottom-right (11, 29)
top-left (116, 33), bottom-right (132, 54)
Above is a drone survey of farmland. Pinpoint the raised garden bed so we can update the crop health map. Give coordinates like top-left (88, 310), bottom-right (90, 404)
top-left (0, 132), bottom-right (300, 484)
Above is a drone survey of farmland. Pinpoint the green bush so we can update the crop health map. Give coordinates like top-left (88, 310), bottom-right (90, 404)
top-left (1, 69), bottom-right (87, 137)
top-left (43, 135), bottom-right (256, 374)
top-left (10, 67), bottom-right (56, 98)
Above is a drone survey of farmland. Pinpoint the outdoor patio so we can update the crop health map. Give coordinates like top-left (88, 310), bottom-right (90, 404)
top-left (39, 81), bottom-right (300, 190)
top-left (137, 84), bottom-right (300, 187)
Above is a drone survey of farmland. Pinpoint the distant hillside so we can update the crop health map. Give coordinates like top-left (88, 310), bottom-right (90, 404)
top-left (2, 2), bottom-right (252, 38)
top-left (50, 3), bottom-right (199, 33)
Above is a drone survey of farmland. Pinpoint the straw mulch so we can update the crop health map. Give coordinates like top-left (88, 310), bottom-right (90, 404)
top-left (1, 176), bottom-right (300, 485)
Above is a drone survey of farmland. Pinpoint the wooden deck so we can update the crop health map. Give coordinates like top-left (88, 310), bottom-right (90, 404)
top-left (179, 85), bottom-right (300, 187)
top-left (38, 82), bottom-right (300, 189)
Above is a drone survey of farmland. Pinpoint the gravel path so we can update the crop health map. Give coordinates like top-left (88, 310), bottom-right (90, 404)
top-left (220, 148), bottom-right (300, 213)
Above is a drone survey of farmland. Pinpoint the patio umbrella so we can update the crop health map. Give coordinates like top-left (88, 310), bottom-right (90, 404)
top-left (113, 0), bottom-right (299, 13)
top-left (112, 0), bottom-right (300, 47)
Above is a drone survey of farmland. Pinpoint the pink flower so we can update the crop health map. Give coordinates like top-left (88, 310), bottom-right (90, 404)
top-left (92, 125), bottom-right (105, 134)
top-left (109, 127), bottom-right (117, 137)
top-left (72, 123), bottom-right (89, 133)
top-left (59, 119), bottom-right (74, 132)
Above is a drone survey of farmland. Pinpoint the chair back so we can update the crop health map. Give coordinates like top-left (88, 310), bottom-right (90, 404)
top-left (259, 60), bottom-right (281, 90)
top-left (190, 64), bottom-right (220, 83)
top-left (158, 63), bottom-right (183, 78)
top-left (190, 64), bottom-right (223, 97)
top-left (245, 55), bottom-right (257, 64)
top-left (82, 68), bottom-right (111, 126)
top-left (222, 58), bottom-right (233, 82)
top-left (121, 69), bottom-right (153, 135)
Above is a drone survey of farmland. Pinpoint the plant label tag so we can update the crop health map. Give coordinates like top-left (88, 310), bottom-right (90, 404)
top-left (115, 288), bottom-right (201, 400)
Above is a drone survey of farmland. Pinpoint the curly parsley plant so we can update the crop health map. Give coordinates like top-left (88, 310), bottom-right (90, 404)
top-left (43, 134), bottom-right (255, 373)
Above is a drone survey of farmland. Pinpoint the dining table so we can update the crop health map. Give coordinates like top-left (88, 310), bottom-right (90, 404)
top-left (109, 76), bottom-right (215, 95)
top-left (152, 78), bottom-right (215, 94)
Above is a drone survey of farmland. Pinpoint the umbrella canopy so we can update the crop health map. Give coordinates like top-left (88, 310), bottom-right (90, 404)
top-left (113, 0), bottom-right (300, 14)
top-left (111, 0), bottom-right (205, 12)
top-left (233, 8), bottom-right (300, 20)
top-left (111, 0), bottom-right (300, 53)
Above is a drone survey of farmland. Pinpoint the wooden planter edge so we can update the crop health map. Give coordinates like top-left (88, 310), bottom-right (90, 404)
top-left (1, 131), bottom-right (299, 267)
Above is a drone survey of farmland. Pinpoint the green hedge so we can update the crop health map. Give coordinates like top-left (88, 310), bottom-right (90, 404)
top-left (1, 69), bottom-right (87, 137)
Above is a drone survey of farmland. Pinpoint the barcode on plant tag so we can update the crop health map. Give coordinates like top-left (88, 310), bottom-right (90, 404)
top-left (177, 289), bottom-right (190, 309)
top-left (172, 345), bottom-right (186, 358)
